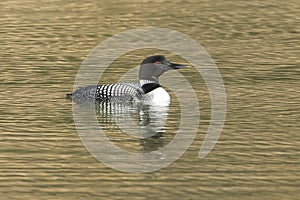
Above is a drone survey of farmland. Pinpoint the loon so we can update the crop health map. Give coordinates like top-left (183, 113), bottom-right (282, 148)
top-left (67, 55), bottom-right (185, 105)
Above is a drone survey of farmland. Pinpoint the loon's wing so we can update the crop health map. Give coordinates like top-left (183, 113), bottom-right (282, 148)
top-left (95, 82), bottom-right (144, 101)
top-left (67, 83), bottom-right (145, 102)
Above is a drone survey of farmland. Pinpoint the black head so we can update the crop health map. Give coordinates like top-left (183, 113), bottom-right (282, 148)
top-left (141, 55), bottom-right (166, 65)
top-left (139, 55), bottom-right (185, 82)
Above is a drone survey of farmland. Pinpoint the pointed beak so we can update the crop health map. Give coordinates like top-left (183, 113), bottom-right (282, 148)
top-left (169, 62), bottom-right (186, 69)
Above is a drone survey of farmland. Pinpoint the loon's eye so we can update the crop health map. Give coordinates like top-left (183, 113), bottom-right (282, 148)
top-left (154, 61), bottom-right (161, 64)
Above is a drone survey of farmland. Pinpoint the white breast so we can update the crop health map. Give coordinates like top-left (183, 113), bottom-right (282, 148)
top-left (145, 87), bottom-right (170, 106)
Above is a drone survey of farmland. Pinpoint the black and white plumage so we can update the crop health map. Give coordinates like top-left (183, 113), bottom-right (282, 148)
top-left (67, 55), bottom-right (185, 105)
top-left (67, 83), bottom-right (144, 102)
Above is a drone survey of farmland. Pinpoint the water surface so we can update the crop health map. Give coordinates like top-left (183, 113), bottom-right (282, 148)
top-left (0, 0), bottom-right (299, 199)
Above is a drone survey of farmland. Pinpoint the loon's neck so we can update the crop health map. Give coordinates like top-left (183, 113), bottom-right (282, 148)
top-left (139, 79), bottom-right (170, 105)
top-left (140, 79), bottom-right (161, 94)
top-left (141, 83), bottom-right (161, 94)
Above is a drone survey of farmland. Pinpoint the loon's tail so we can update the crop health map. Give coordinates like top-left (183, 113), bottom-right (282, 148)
top-left (66, 93), bottom-right (73, 100)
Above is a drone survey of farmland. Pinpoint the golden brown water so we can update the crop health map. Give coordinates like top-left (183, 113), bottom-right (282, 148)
top-left (0, 0), bottom-right (299, 199)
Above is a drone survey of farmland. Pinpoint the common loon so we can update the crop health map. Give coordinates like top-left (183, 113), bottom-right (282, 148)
top-left (67, 55), bottom-right (185, 105)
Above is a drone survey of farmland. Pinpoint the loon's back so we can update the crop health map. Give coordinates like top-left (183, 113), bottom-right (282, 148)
top-left (67, 82), bottom-right (145, 103)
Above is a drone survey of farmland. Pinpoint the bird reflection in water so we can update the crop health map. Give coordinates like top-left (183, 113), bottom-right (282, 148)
top-left (74, 100), bottom-right (170, 153)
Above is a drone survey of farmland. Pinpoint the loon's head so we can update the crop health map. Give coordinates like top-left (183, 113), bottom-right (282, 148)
top-left (139, 55), bottom-right (185, 83)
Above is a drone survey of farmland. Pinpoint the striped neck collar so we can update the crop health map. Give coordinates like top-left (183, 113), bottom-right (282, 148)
top-left (140, 79), bottom-right (157, 86)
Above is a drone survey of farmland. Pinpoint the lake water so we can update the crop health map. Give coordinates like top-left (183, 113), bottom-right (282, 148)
top-left (0, 0), bottom-right (299, 199)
